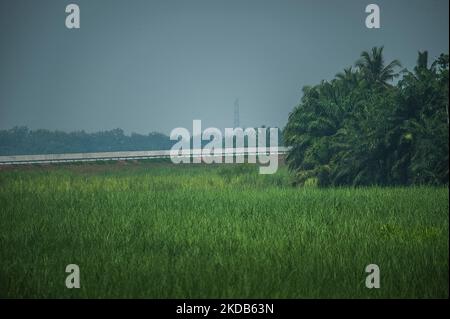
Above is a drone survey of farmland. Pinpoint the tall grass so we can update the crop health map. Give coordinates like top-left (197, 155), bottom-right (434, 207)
top-left (0, 162), bottom-right (448, 298)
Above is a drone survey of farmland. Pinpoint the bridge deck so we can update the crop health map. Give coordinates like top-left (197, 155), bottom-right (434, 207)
top-left (0, 147), bottom-right (291, 165)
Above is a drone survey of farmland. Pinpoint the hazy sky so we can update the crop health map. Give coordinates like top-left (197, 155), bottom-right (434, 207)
top-left (0, 0), bottom-right (448, 134)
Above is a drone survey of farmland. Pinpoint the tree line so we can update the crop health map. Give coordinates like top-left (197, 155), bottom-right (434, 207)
top-left (0, 126), bottom-right (283, 156)
top-left (284, 47), bottom-right (449, 186)
top-left (0, 127), bottom-right (174, 155)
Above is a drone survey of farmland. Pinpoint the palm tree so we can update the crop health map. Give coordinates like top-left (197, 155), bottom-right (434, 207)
top-left (410, 51), bottom-right (434, 81)
top-left (416, 51), bottom-right (429, 70)
top-left (335, 66), bottom-right (360, 95)
top-left (336, 67), bottom-right (358, 85)
top-left (356, 46), bottom-right (401, 87)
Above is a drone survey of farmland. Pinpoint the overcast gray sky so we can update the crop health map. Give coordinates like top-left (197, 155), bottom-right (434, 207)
top-left (0, 0), bottom-right (448, 134)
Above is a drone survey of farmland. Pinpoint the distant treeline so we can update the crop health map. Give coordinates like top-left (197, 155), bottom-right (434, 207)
top-left (0, 128), bottom-right (175, 155)
top-left (284, 47), bottom-right (449, 186)
top-left (0, 126), bottom-right (283, 156)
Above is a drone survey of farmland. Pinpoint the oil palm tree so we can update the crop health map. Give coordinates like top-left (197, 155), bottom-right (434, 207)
top-left (356, 46), bottom-right (401, 87)
top-left (336, 67), bottom-right (359, 87)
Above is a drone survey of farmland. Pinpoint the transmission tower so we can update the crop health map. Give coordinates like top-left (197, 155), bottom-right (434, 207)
top-left (234, 98), bottom-right (240, 128)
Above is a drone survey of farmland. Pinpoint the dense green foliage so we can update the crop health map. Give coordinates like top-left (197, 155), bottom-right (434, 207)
top-left (284, 47), bottom-right (449, 186)
top-left (0, 163), bottom-right (448, 298)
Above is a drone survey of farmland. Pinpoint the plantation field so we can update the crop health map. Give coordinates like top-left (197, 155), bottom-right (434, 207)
top-left (0, 161), bottom-right (448, 298)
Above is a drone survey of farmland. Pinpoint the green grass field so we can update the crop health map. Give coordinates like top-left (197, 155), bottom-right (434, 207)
top-left (0, 161), bottom-right (448, 298)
